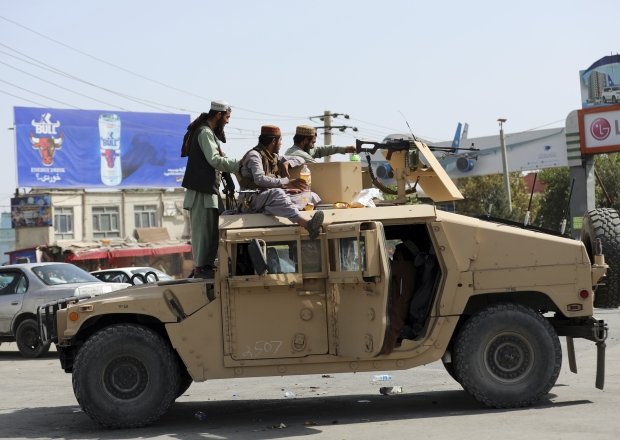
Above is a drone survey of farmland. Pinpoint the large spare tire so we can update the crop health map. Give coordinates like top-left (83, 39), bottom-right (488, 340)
top-left (581, 208), bottom-right (620, 308)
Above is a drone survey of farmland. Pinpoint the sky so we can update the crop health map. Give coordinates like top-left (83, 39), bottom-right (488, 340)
top-left (0, 0), bottom-right (617, 211)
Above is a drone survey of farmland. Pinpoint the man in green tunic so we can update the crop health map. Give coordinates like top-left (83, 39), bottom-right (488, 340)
top-left (181, 100), bottom-right (239, 279)
top-left (284, 125), bottom-right (355, 162)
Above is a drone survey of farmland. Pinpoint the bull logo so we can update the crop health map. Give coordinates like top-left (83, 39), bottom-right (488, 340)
top-left (30, 113), bottom-right (63, 166)
top-left (102, 146), bottom-right (117, 168)
top-left (30, 133), bottom-right (63, 166)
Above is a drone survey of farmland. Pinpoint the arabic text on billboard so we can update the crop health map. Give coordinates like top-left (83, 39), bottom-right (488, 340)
top-left (14, 107), bottom-right (190, 189)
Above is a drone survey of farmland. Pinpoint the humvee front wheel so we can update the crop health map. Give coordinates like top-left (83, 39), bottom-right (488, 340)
top-left (582, 208), bottom-right (620, 308)
top-left (452, 303), bottom-right (561, 408)
top-left (176, 367), bottom-right (193, 398)
top-left (72, 324), bottom-right (180, 428)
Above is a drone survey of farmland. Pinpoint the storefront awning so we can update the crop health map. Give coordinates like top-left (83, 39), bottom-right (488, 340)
top-left (66, 249), bottom-right (110, 261)
top-left (109, 244), bottom-right (191, 259)
top-left (65, 243), bottom-right (192, 261)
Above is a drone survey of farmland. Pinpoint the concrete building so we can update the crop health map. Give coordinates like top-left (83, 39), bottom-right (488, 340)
top-left (0, 212), bottom-right (16, 265)
top-left (10, 188), bottom-right (193, 277)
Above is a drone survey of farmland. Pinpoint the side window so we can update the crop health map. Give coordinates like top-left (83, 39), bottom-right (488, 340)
top-left (233, 240), bottom-right (302, 276)
top-left (266, 241), bottom-right (297, 274)
top-left (338, 237), bottom-right (366, 272)
top-left (0, 272), bottom-right (26, 295)
top-left (301, 240), bottom-right (322, 273)
top-left (16, 276), bottom-right (28, 294)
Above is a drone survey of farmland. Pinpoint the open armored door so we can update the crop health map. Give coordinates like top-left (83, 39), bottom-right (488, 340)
top-left (325, 221), bottom-right (390, 358)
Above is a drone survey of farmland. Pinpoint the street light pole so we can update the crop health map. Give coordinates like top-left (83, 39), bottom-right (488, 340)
top-left (498, 118), bottom-right (512, 213)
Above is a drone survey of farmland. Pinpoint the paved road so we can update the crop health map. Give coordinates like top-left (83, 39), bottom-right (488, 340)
top-left (1, 309), bottom-right (618, 440)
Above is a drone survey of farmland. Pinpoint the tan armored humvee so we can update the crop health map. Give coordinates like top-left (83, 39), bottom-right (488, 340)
top-left (39, 138), bottom-right (609, 429)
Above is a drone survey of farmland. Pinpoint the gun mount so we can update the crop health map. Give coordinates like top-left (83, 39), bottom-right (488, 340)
top-left (356, 138), bottom-right (465, 204)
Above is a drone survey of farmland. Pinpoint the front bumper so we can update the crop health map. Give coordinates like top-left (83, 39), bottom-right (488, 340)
top-left (551, 316), bottom-right (608, 389)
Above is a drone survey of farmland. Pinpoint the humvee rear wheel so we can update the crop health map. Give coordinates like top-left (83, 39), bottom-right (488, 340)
top-left (582, 208), bottom-right (620, 308)
top-left (442, 359), bottom-right (461, 384)
top-left (72, 324), bottom-right (180, 428)
top-left (452, 303), bottom-right (561, 408)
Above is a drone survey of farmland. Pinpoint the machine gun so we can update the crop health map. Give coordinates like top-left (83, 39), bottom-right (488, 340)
top-left (355, 138), bottom-right (471, 204)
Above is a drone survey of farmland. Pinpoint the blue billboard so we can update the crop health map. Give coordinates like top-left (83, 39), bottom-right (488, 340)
top-left (580, 54), bottom-right (620, 109)
top-left (14, 107), bottom-right (190, 188)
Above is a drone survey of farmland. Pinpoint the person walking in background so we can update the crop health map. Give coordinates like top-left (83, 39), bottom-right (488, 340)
top-left (181, 100), bottom-right (239, 279)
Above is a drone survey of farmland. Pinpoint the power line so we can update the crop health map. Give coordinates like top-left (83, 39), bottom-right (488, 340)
top-left (0, 87), bottom-right (49, 107)
top-left (0, 79), bottom-right (80, 108)
top-left (0, 57), bottom-right (128, 110)
top-left (0, 15), bottom-right (309, 120)
top-left (0, 42), bottom-right (173, 113)
top-left (0, 15), bottom-right (212, 102)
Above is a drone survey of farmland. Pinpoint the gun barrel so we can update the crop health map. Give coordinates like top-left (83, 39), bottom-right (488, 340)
top-left (355, 139), bottom-right (411, 154)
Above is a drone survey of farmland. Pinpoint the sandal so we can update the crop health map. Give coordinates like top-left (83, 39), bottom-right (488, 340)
top-left (305, 210), bottom-right (324, 240)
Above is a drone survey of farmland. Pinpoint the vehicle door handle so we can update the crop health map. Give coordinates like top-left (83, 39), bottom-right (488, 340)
top-left (11, 301), bottom-right (19, 305)
top-left (296, 290), bottom-right (324, 296)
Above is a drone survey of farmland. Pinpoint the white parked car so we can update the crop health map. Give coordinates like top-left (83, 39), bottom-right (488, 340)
top-left (90, 267), bottom-right (173, 285)
top-left (0, 262), bottom-right (130, 357)
top-left (601, 86), bottom-right (620, 103)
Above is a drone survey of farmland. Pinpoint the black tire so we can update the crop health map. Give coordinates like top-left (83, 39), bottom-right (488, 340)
top-left (452, 303), bottom-right (561, 408)
top-left (582, 208), bottom-right (620, 308)
top-left (129, 273), bottom-right (146, 285)
top-left (72, 324), bottom-right (180, 428)
top-left (613, 96), bottom-right (617, 103)
top-left (15, 318), bottom-right (51, 358)
top-left (176, 367), bottom-right (193, 398)
top-left (442, 358), bottom-right (461, 384)
top-left (144, 271), bottom-right (159, 283)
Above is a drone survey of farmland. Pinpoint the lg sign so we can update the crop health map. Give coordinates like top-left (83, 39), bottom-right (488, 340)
top-left (579, 106), bottom-right (620, 154)
top-left (590, 118), bottom-right (611, 141)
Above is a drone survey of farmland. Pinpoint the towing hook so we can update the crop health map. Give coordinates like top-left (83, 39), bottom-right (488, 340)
top-left (593, 320), bottom-right (608, 343)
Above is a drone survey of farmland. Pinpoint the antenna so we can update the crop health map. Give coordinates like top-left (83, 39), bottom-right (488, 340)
top-left (524, 173), bottom-right (537, 226)
top-left (398, 111), bottom-right (418, 142)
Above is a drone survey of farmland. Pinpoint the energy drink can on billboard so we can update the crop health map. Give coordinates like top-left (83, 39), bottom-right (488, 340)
top-left (99, 113), bottom-right (122, 186)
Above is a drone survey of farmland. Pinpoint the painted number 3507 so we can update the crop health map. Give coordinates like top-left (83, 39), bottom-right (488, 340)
top-left (241, 340), bottom-right (282, 358)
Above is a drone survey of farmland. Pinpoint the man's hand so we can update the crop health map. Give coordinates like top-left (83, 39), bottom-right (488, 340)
top-left (287, 178), bottom-right (308, 192)
top-left (278, 160), bottom-right (290, 178)
top-left (344, 146), bottom-right (356, 153)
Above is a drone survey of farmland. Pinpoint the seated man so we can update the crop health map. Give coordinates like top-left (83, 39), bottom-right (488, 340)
top-left (284, 124), bottom-right (355, 163)
top-left (238, 125), bottom-right (324, 239)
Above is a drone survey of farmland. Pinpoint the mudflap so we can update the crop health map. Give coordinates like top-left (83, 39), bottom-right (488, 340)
top-left (552, 317), bottom-right (608, 390)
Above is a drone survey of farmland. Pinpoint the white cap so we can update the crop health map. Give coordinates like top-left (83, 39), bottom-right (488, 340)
top-left (210, 100), bottom-right (231, 112)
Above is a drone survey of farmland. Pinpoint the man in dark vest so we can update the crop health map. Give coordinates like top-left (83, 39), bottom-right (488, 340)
top-left (181, 100), bottom-right (239, 279)
top-left (238, 125), bottom-right (323, 239)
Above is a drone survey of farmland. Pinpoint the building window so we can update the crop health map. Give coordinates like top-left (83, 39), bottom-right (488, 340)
top-left (92, 206), bottom-right (120, 238)
top-left (54, 207), bottom-right (74, 239)
top-left (134, 204), bottom-right (159, 228)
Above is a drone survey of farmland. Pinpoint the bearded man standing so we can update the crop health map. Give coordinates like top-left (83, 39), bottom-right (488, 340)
top-left (181, 100), bottom-right (239, 279)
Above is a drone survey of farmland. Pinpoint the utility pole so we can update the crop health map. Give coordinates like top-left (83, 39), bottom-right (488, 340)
top-left (323, 110), bottom-right (332, 162)
top-left (308, 111), bottom-right (357, 163)
top-left (498, 118), bottom-right (512, 213)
